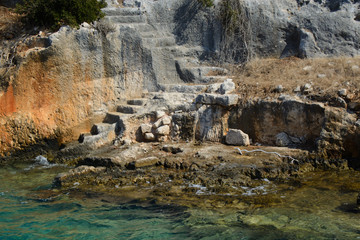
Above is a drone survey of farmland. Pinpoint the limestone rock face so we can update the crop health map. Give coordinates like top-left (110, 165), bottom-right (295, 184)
top-left (242, 0), bottom-right (360, 58)
top-left (299, 28), bottom-right (321, 58)
top-left (316, 107), bottom-right (360, 160)
top-left (196, 105), bottom-right (227, 142)
top-left (229, 99), bottom-right (325, 147)
top-left (225, 129), bottom-right (250, 146)
top-left (229, 99), bottom-right (360, 160)
top-left (0, 23), bottom-right (153, 153)
top-left (1, 0), bottom-right (359, 155)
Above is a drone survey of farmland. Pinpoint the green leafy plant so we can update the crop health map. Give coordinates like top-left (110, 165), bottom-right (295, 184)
top-left (198, 0), bottom-right (214, 7)
top-left (15, 0), bottom-right (107, 30)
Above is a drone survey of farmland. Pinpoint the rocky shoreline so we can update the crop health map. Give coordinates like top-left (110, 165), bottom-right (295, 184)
top-left (51, 133), bottom-right (352, 209)
top-left (51, 85), bottom-right (360, 208)
top-left (1, 0), bottom-right (360, 210)
top-left (51, 141), bottom-right (357, 210)
top-left (2, 84), bottom-right (360, 208)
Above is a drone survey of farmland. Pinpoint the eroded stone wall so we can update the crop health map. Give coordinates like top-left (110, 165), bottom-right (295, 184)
top-left (0, 24), bottom-right (154, 154)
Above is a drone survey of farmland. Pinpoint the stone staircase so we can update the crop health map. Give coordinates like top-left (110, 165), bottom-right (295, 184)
top-left (78, 98), bottom-right (148, 148)
top-left (73, 2), bottom-right (235, 149)
top-left (102, 3), bottom-right (229, 85)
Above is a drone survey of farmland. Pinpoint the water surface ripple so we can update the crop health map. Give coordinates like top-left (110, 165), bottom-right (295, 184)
top-left (1, 160), bottom-right (359, 239)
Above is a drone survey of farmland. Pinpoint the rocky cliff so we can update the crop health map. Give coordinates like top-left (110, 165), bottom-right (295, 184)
top-left (0, 0), bottom-right (359, 156)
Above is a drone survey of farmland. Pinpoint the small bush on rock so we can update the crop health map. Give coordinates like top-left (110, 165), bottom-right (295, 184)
top-left (198, 0), bottom-right (214, 7)
top-left (16, 0), bottom-right (107, 30)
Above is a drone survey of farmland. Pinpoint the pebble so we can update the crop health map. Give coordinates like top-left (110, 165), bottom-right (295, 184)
top-left (303, 66), bottom-right (312, 71)
top-left (144, 133), bottom-right (155, 141)
top-left (274, 85), bottom-right (284, 93)
top-left (338, 89), bottom-right (347, 97)
top-left (294, 86), bottom-right (301, 93)
top-left (302, 83), bottom-right (312, 94)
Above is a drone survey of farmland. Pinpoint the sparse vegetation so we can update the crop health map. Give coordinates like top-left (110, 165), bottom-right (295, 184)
top-left (232, 56), bottom-right (360, 101)
top-left (217, 0), bottom-right (251, 63)
top-left (96, 20), bottom-right (116, 36)
top-left (198, 0), bottom-right (214, 7)
top-left (15, 0), bottom-right (107, 30)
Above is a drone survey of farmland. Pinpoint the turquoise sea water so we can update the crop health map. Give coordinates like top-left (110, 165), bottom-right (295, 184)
top-left (1, 158), bottom-right (360, 239)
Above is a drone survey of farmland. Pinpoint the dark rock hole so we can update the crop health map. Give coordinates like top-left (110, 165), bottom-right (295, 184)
top-left (355, 13), bottom-right (360, 21)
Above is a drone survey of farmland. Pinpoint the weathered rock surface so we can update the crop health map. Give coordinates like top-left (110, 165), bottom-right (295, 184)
top-left (128, 156), bottom-right (159, 169)
top-left (243, 0), bottom-right (360, 58)
top-left (195, 94), bottom-right (239, 107)
top-left (1, 0), bottom-right (360, 155)
top-left (53, 141), bottom-right (354, 209)
top-left (156, 125), bottom-right (170, 136)
top-left (161, 116), bottom-right (172, 125)
top-left (144, 132), bottom-right (156, 141)
top-left (225, 129), bottom-right (250, 146)
top-left (217, 79), bottom-right (235, 94)
top-left (229, 99), bottom-right (326, 148)
top-left (276, 132), bottom-right (292, 147)
top-left (54, 165), bottom-right (106, 187)
top-left (140, 124), bottom-right (152, 134)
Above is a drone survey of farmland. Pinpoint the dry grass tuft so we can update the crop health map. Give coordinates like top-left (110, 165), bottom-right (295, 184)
top-left (231, 56), bottom-right (360, 101)
top-left (0, 6), bottom-right (22, 40)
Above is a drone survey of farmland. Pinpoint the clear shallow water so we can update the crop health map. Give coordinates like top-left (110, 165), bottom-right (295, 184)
top-left (1, 159), bottom-right (360, 240)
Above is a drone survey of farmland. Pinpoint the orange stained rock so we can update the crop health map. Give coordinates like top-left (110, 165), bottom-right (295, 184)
top-left (0, 85), bottom-right (16, 116)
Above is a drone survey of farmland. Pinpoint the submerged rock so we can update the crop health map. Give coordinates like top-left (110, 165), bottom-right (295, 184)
top-left (128, 156), bottom-right (159, 169)
top-left (54, 165), bottom-right (106, 187)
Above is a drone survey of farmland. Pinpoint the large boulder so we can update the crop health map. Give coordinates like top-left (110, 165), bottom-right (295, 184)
top-left (276, 132), bottom-right (292, 147)
top-left (225, 129), bottom-right (250, 146)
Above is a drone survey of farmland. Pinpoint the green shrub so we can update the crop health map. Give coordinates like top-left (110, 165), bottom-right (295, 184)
top-left (15, 0), bottom-right (107, 30)
top-left (198, 0), bottom-right (214, 7)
